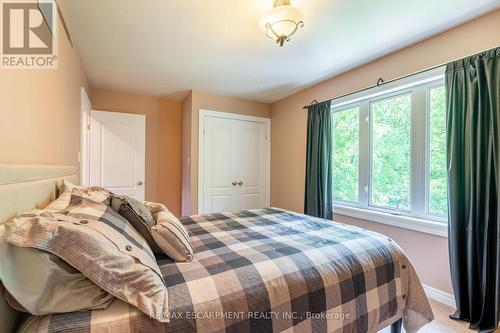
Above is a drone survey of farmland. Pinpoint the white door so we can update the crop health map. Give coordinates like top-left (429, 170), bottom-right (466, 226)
top-left (202, 116), bottom-right (238, 213)
top-left (89, 110), bottom-right (146, 201)
top-left (236, 119), bottom-right (268, 210)
top-left (200, 111), bottom-right (270, 214)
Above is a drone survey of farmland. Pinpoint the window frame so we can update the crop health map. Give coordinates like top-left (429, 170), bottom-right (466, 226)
top-left (331, 67), bottom-right (447, 237)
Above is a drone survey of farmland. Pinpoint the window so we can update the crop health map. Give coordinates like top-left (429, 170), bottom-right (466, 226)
top-left (331, 68), bottom-right (448, 236)
top-left (428, 86), bottom-right (448, 216)
top-left (371, 94), bottom-right (411, 210)
top-left (333, 107), bottom-right (359, 202)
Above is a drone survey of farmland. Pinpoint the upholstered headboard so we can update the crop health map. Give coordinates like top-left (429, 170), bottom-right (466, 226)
top-left (0, 164), bottom-right (78, 333)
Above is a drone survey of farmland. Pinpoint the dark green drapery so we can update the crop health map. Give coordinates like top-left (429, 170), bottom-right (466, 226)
top-left (446, 47), bottom-right (500, 333)
top-left (304, 101), bottom-right (333, 220)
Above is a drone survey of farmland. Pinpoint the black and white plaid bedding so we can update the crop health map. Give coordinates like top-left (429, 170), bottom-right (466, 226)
top-left (18, 208), bottom-right (433, 333)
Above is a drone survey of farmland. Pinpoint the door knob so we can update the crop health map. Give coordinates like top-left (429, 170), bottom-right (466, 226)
top-left (137, 180), bottom-right (144, 186)
top-left (237, 181), bottom-right (243, 186)
top-left (232, 181), bottom-right (237, 186)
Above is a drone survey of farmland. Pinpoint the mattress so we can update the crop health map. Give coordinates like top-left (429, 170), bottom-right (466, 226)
top-left (18, 208), bottom-right (433, 333)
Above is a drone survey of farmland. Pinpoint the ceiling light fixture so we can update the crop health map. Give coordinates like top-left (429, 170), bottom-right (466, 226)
top-left (260, 0), bottom-right (304, 47)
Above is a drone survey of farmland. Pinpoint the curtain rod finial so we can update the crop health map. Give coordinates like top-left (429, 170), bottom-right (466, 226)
top-left (303, 99), bottom-right (319, 110)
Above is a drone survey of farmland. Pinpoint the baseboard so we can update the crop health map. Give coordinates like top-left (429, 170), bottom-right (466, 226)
top-left (422, 284), bottom-right (456, 308)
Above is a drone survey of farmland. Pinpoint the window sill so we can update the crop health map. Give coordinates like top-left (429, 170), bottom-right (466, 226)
top-left (333, 205), bottom-right (448, 238)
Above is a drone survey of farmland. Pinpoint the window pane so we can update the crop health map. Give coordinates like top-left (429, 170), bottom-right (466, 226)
top-left (333, 107), bottom-right (359, 202)
top-left (371, 95), bottom-right (411, 210)
top-left (429, 86), bottom-right (448, 216)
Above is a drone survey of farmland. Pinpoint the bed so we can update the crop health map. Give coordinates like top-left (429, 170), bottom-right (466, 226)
top-left (0, 164), bottom-right (433, 333)
top-left (0, 164), bottom-right (79, 333)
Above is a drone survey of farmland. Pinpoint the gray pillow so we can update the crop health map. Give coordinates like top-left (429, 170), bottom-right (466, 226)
top-left (4, 248), bottom-right (114, 314)
top-left (111, 196), bottom-right (162, 254)
top-left (0, 222), bottom-right (114, 315)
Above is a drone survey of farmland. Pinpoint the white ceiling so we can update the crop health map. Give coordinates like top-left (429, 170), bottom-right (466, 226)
top-left (59, 0), bottom-right (500, 103)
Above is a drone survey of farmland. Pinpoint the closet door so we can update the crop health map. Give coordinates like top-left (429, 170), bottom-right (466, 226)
top-left (234, 120), bottom-right (268, 210)
top-left (200, 111), bottom-right (270, 214)
top-left (202, 116), bottom-right (238, 213)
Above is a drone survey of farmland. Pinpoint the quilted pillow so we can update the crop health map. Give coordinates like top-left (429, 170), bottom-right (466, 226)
top-left (7, 192), bottom-right (169, 322)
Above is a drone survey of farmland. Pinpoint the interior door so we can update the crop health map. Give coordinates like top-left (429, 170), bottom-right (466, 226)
top-left (235, 119), bottom-right (268, 210)
top-left (202, 116), bottom-right (237, 213)
top-left (80, 87), bottom-right (92, 186)
top-left (89, 110), bottom-right (145, 201)
top-left (200, 112), bottom-right (269, 214)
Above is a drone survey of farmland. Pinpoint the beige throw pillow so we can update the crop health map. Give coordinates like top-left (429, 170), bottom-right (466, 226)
top-left (59, 179), bottom-right (111, 204)
top-left (145, 202), bottom-right (194, 262)
top-left (44, 187), bottom-right (72, 211)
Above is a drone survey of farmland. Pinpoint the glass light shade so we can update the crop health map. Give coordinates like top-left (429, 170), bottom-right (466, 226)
top-left (260, 5), bottom-right (303, 38)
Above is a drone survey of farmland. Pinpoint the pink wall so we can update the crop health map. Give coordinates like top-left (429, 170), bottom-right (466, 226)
top-left (270, 9), bottom-right (500, 294)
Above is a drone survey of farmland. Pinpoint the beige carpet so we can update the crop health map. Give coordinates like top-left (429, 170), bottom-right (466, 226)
top-left (379, 300), bottom-right (500, 333)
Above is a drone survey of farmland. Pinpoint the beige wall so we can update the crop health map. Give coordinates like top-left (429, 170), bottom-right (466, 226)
top-left (270, 9), bottom-right (500, 294)
top-left (182, 90), bottom-right (272, 215)
top-left (0, 15), bottom-right (88, 174)
top-left (91, 89), bottom-right (182, 216)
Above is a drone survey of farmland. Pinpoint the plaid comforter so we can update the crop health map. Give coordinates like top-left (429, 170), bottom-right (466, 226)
top-left (19, 208), bottom-right (433, 333)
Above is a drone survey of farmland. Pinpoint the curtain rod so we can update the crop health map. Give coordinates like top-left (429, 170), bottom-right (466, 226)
top-left (302, 45), bottom-right (499, 110)
top-left (302, 63), bottom-right (444, 109)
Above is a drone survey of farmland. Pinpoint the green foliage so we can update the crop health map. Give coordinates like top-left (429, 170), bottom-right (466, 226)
top-left (371, 95), bottom-right (411, 209)
top-left (332, 86), bottom-right (448, 217)
top-left (429, 86), bottom-right (448, 216)
top-left (333, 108), bottom-right (359, 202)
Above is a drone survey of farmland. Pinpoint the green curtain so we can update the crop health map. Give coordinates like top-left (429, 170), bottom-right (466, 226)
top-left (304, 101), bottom-right (333, 220)
top-left (446, 46), bottom-right (500, 332)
